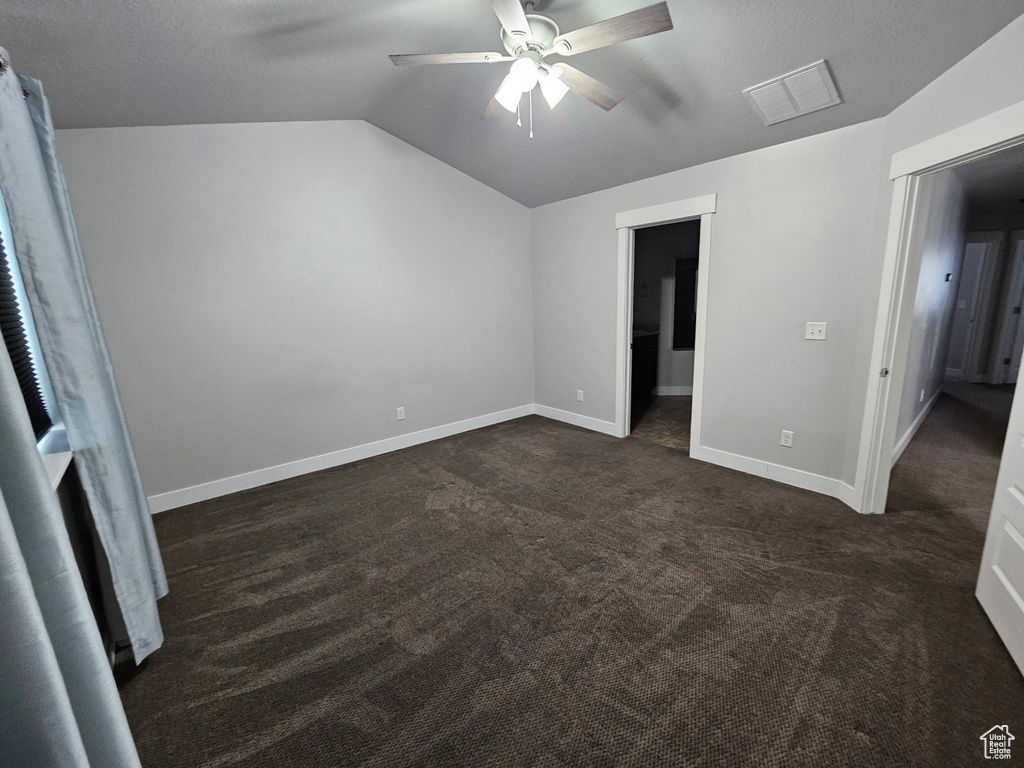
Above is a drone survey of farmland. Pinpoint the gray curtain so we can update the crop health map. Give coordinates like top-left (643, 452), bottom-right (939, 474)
top-left (0, 339), bottom-right (141, 765)
top-left (0, 50), bottom-right (167, 660)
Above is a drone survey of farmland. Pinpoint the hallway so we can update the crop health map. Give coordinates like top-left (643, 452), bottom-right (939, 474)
top-left (888, 382), bottom-right (1013, 520)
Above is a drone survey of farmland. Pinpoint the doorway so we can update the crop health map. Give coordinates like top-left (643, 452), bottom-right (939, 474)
top-left (628, 219), bottom-right (700, 450)
top-left (613, 194), bottom-right (716, 450)
top-left (861, 130), bottom-right (1024, 515)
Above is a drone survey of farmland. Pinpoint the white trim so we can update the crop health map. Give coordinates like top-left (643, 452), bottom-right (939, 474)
top-left (147, 400), bottom-right (867, 517)
top-left (533, 404), bottom-right (620, 436)
top-left (41, 451), bottom-right (73, 491)
top-left (37, 424), bottom-right (69, 455)
top-left (690, 213), bottom-right (713, 455)
top-left (945, 367), bottom-right (963, 379)
top-left (655, 386), bottom-right (693, 396)
top-left (691, 445), bottom-right (859, 510)
top-left (614, 228), bottom-right (635, 438)
top-left (614, 197), bottom-right (715, 448)
top-left (147, 405), bottom-right (535, 513)
top-left (615, 194), bottom-right (717, 231)
top-left (890, 389), bottom-right (942, 467)
top-left (889, 100), bottom-right (1024, 179)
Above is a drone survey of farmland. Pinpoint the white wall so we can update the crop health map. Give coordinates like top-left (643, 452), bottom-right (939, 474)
top-left (893, 169), bottom-right (968, 448)
top-left (56, 120), bottom-right (534, 501)
top-left (882, 14), bottom-right (1024, 158)
top-left (532, 119), bottom-right (886, 484)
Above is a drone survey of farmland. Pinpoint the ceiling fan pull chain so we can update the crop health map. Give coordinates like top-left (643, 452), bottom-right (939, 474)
top-left (529, 89), bottom-right (534, 140)
top-left (516, 100), bottom-right (522, 128)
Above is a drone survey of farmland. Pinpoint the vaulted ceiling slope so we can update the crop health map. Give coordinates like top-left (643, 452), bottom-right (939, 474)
top-left (2, 1), bottom-right (1023, 207)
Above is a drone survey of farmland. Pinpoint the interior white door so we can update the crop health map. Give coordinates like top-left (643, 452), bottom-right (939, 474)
top-left (946, 243), bottom-right (989, 379)
top-left (977, 384), bottom-right (1024, 674)
top-left (964, 233), bottom-right (1007, 383)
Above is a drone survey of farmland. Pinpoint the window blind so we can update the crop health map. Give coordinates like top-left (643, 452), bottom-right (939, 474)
top-left (0, 229), bottom-right (52, 439)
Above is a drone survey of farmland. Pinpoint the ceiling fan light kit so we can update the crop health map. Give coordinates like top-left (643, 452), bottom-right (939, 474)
top-left (508, 57), bottom-right (540, 92)
top-left (389, 0), bottom-right (675, 136)
top-left (537, 67), bottom-right (569, 109)
top-left (494, 75), bottom-right (523, 112)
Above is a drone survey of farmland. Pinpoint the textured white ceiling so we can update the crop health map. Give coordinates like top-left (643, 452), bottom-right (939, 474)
top-left (2, 0), bottom-right (1023, 207)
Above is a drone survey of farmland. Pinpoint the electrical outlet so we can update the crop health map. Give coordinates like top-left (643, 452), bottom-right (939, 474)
top-left (577, 390), bottom-right (584, 402)
top-left (780, 430), bottom-right (794, 447)
top-left (396, 406), bottom-right (405, 421)
top-left (805, 322), bottom-right (827, 340)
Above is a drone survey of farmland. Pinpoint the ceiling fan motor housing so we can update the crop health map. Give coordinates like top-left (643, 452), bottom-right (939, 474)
top-left (501, 14), bottom-right (560, 57)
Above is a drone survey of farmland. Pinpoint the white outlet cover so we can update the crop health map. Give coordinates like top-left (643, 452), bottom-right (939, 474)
top-left (805, 322), bottom-right (827, 340)
top-left (780, 430), bottom-right (794, 447)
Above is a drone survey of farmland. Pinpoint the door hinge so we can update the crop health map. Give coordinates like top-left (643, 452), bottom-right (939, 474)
top-left (1005, 358), bottom-right (1012, 365)
top-left (880, 368), bottom-right (890, 378)
top-left (1014, 307), bottom-right (1021, 315)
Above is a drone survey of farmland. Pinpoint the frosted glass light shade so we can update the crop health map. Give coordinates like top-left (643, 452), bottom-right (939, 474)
top-left (495, 77), bottom-right (522, 112)
top-left (538, 69), bottom-right (569, 108)
top-left (508, 58), bottom-right (539, 92)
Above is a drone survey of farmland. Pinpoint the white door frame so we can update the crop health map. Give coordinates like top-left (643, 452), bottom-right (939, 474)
top-left (856, 99), bottom-right (1024, 514)
top-left (614, 194), bottom-right (717, 443)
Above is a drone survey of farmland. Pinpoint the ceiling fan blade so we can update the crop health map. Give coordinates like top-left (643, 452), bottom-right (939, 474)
top-left (547, 2), bottom-right (673, 56)
top-left (390, 52), bottom-right (512, 66)
top-left (490, 0), bottom-right (532, 39)
top-left (554, 64), bottom-right (625, 111)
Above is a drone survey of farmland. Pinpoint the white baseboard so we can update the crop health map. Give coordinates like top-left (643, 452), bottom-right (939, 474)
top-left (147, 404), bottom-right (535, 513)
top-left (532, 404), bottom-right (620, 437)
top-left (891, 390), bottom-right (941, 467)
top-left (149, 403), bottom-right (860, 516)
top-left (944, 368), bottom-right (962, 379)
top-left (690, 445), bottom-right (859, 512)
top-left (654, 386), bottom-right (693, 396)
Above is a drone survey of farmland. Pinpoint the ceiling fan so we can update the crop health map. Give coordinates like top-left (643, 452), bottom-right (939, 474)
top-left (389, 0), bottom-right (673, 123)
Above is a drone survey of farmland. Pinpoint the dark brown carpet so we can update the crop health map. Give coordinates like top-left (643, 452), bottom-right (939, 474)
top-left (628, 395), bottom-right (691, 453)
top-left (120, 393), bottom-right (1024, 767)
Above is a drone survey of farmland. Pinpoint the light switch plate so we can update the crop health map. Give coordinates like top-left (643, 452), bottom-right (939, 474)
top-left (805, 322), bottom-right (827, 340)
